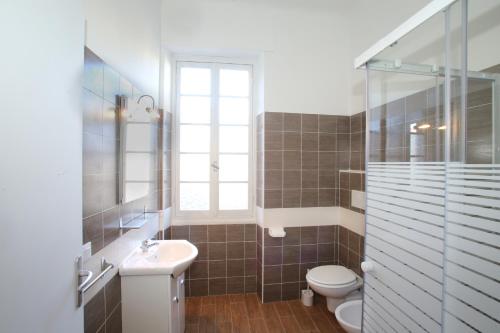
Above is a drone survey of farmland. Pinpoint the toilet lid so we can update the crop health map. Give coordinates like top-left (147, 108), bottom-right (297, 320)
top-left (307, 265), bottom-right (356, 286)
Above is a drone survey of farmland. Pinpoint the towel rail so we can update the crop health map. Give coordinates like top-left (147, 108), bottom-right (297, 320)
top-left (76, 257), bottom-right (114, 307)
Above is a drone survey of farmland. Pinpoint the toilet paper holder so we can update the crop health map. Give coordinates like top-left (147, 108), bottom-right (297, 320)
top-left (268, 227), bottom-right (286, 238)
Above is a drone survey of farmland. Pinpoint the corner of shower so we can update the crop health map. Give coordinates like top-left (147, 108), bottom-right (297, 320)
top-left (356, 0), bottom-right (500, 332)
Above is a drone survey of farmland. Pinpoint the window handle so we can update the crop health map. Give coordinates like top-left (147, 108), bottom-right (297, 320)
top-left (211, 162), bottom-right (219, 171)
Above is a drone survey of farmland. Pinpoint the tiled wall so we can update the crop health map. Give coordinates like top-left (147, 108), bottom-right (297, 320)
top-left (83, 47), bottom-right (172, 333)
top-left (369, 78), bottom-right (493, 164)
top-left (84, 275), bottom-right (122, 333)
top-left (82, 47), bottom-right (171, 255)
top-left (262, 112), bottom-right (350, 208)
top-left (339, 171), bottom-right (365, 213)
top-left (261, 226), bottom-right (337, 302)
top-left (337, 226), bottom-right (365, 277)
top-left (165, 224), bottom-right (257, 296)
top-left (259, 111), bottom-right (366, 209)
top-left (258, 225), bottom-right (364, 303)
top-left (256, 113), bottom-right (264, 208)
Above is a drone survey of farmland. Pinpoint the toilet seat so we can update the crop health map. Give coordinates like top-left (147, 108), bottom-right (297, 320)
top-left (307, 265), bottom-right (356, 286)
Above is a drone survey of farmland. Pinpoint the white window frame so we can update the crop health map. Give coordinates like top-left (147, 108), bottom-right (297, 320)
top-left (172, 58), bottom-right (256, 223)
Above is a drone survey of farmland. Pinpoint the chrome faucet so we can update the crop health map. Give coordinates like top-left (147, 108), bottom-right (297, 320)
top-left (141, 239), bottom-right (159, 252)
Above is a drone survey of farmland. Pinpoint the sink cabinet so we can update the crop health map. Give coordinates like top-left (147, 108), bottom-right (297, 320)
top-left (121, 272), bottom-right (185, 333)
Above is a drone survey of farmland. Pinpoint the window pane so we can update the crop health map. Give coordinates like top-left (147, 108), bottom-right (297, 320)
top-left (219, 183), bottom-right (248, 210)
top-left (219, 69), bottom-right (249, 97)
top-left (219, 97), bottom-right (249, 125)
top-left (180, 125), bottom-right (210, 152)
top-left (219, 155), bottom-right (248, 181)
top-left (180, 183), bottom-right (209, 211)
top-left (180, 67), bottom-right (211, 95)
top-left (219, 126), bottom-right (248, 153)
top-left (180, 154), bottom-right (209, 181)
top-left (180, 96), bottom-right (211, 124)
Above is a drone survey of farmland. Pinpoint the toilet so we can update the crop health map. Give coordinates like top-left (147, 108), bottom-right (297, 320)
top-left (335, 299), bottom-right (362, 333)
top-left (306, 265), bottom-right (362, 312)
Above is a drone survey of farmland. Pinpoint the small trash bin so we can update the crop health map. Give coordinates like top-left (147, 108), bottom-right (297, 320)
top-left (301, 289), bottom-right (314, 307)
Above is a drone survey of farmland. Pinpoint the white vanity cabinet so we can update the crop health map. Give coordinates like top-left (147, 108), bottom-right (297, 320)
top-left (121, 272), bottom-right (186, 333)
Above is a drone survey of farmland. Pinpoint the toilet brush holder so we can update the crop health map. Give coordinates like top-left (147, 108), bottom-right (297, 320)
top-left (301, 289), bottom-right (314, 307)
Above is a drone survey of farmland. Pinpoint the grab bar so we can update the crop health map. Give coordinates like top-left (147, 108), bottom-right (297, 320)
top-left (76, 257), bottom-right (114, 307)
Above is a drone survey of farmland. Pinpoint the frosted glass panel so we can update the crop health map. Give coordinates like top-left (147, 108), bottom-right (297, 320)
top-left (180, 96), bottom-right (211, 124)
top-left (180, 125), bottom-right (210, 152)
top-left (219, 126), bottom-right (248, 153)
top-left (179, 154), bottom-right (209, 181)
top-left (219, 97), bottom-right (249, 125)
top-left (180, 67), bottom-right (210, 95)
top-left (220, 69), bottom-right (249, 97)
top-left (219, 155), bottom-right (248, 181)
top-left (219, 183), bottom-right (248, 210)
top-left (179, 183), bottom-right (209, 211)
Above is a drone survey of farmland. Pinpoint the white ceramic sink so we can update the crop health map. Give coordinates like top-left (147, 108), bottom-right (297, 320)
top-left (119, 240), bottom-right (198, 277)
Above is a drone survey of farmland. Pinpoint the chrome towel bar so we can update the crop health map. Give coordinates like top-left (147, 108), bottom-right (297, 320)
top-left (76, 257), bottom-right (114, 307)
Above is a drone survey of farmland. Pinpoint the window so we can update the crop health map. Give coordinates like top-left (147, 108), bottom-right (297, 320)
top-left (175, 61), bottom-right (253, 218)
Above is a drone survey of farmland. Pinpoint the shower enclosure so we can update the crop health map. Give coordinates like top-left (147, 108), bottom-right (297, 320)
top-left (356, 0), bottom-right (500, 332)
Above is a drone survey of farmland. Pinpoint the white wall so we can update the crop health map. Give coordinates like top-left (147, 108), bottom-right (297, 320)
top-left (348, 0), bottom-right (431, 113)
top-left (0, 0), bottom-right (84, 332)
top-left (162, 0), bottom-right (353, 115)
top-left (85, 0), bottom-right (162, 100)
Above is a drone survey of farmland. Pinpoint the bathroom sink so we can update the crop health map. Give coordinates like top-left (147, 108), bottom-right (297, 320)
top-left (119, 240), bottom-right (198, 277)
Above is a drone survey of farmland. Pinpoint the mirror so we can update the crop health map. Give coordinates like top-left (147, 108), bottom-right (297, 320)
top-left (118, 96), bottom-right (156, 205)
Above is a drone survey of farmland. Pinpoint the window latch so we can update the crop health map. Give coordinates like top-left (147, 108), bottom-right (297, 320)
top-left (211, 162), bottom-right (219, 171)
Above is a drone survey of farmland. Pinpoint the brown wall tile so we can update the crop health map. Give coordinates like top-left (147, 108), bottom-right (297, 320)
top-left (228, 277), bottom-right (245, 294)
top-left (265, 112), bottom-right (283, 131)
top-left (245, 224), bottom-right (257, 242)
top-left (264, 265), bottom-right (282, 284)
top-left (190, 225), bottom-right (208, 243)
top-left (209, 260), bottom-right (227, 278)
top-left (263, 284), bottom-right (282, 302)
top-left (84, 289), bottom-right (105, 333)
top-left (209, 278), bottom-right (227, 295)
top-left (319, 115), bottom-right (337, 133)
top-left (227, 242), bottom-right (245, 259)
top-left (282, 264), bottom-right (300, 283)
top-left (283, 246), bottom-right (300, 264)
top-left (208, 225), bottom-right (226, 242)
top-left (300, 227), bottom-right (318, 244)
top-left (302, 114), bottom-right (319, 132)
top-left (208, 243), bottom-right (227, 260)
top-left (190, 279), bottom-right (209, 296)
top-left (227, 259), bottom-right (245, 277)
top-left (284, 113), bottom-right (301, 131)
top-left (227, 224), bottom-right (244, 242)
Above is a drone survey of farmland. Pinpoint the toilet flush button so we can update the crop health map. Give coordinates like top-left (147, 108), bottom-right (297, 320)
top-left (361, 261), bottom-right (375, 273)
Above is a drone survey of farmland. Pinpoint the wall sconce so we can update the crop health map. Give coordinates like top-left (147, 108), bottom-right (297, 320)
top-left (137, 94), bottom-right (160, 118)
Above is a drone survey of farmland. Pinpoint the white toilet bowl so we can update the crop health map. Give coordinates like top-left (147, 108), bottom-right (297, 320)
top-left (335, 299), bottom-right (362, 333)
top-left (306, 265), bottom-right (362, 312)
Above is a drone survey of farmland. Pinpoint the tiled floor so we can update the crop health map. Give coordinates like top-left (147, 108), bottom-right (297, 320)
top-left (186, 293), bottom-right (345, 332)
